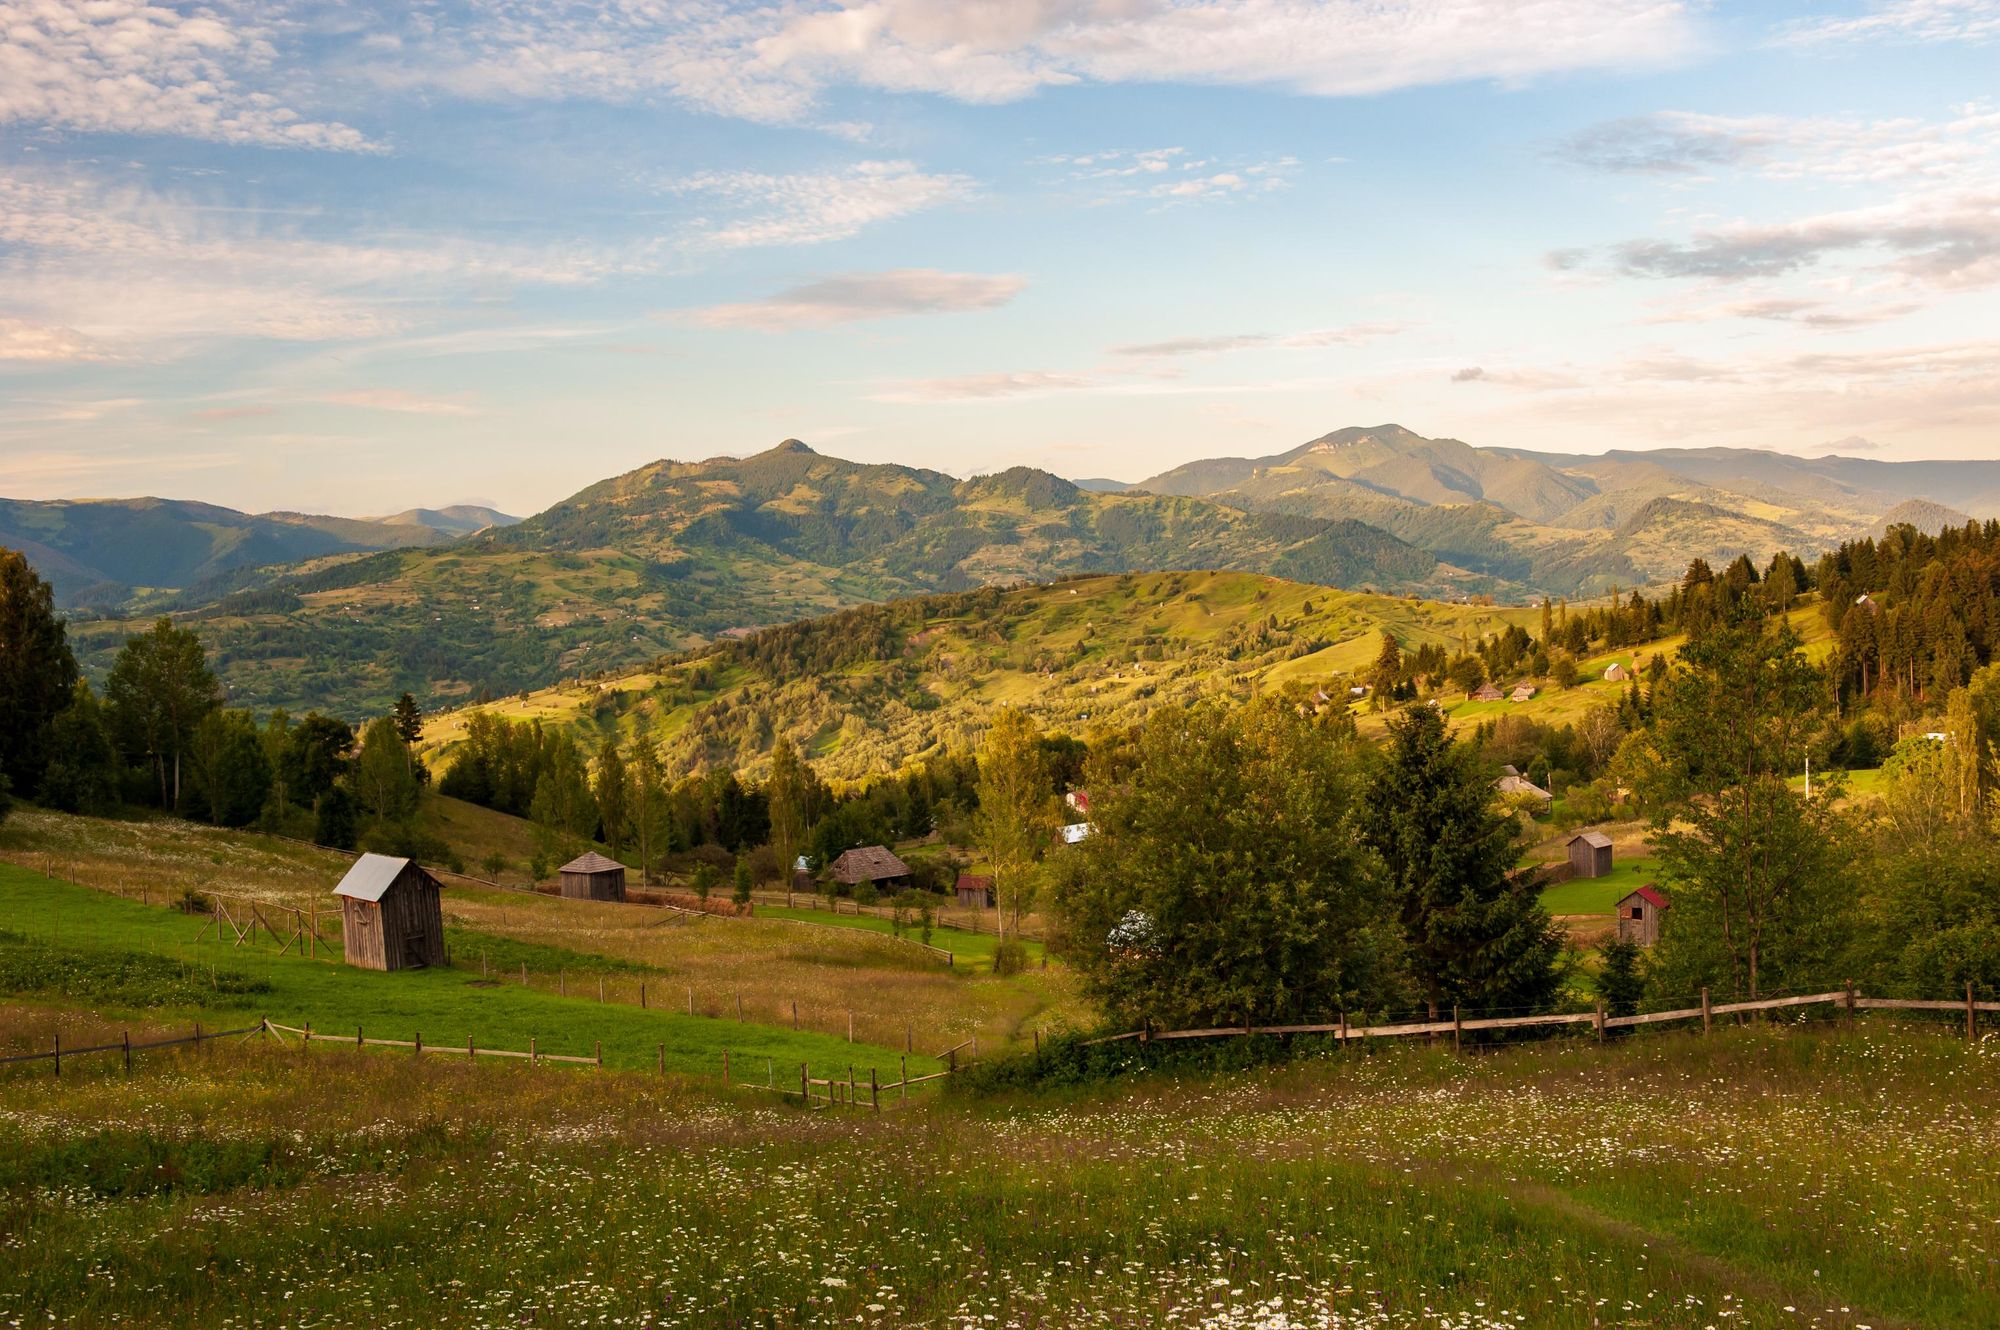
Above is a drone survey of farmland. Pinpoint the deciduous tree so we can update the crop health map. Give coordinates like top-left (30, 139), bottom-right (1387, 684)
top-left (976, 708), bottom-right (1059, 942)
top-left (105, 618), bottom-right (218, 813)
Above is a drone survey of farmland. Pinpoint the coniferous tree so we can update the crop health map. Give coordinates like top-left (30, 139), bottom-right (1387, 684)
top-left (1596, 937), bottom-right (1646, 1018)
top-left (314, 785), bottom-right (359, 850)
top-left (594, 737), bottom-right (630, 855)
top-left (38, 683), bottom-right (121, 815)
top-left (0, 549), bottom-right (79, 800)
top-left (1364, 703), bottom-right (1562, 1019)
top-left (188, 710), bottom-right (273, 828)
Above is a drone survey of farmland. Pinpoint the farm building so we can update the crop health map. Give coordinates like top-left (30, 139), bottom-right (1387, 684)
top-left (955, 873), bottom-right (996, 908)
top-left (1567, 830), bottom-right (1614, 879)
top-left (829, 845), bottom-right (912, 892)
top-left (1496, 773), bottom-right (1553, 807)
top-left (1510, 682), bottom-right (1537, 702)
top-left (1617, 885), bottom-right (1670, 945)
top-left (558, 851), bottom-right (626, 902)
top-left (333, 854), bottom-right (445, 972)
top-left (1603, 662), bottom-right (1629, 683)
top-left (1470, 681), bottom-right (1503, 702)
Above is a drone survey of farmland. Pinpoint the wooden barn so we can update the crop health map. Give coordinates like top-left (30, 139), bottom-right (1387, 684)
top-left (955, 873), bottom-right (996, 908)
top-left (1617, 885), bottom-right (1669, 946)
top-left (829, 845), bottom-right (912, 893)
top-left (1470, 681), bottom-right (1504, 702)
top-left (334, 854), bottom-right (445, 972)
top-left (558, 851), bottom-right (627, 902)
top-left (1567, 830), bottom-right (1614, 879)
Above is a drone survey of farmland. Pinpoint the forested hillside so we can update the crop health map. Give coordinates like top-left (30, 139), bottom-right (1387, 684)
top-left (59, 442), bottom-right (1454, 718)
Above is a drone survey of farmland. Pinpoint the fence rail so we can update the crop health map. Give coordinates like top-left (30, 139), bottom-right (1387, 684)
top-left (1082, 983), bottom-right (1995, 1051)
top-left (0, 1021), bottom-right (266, 1074)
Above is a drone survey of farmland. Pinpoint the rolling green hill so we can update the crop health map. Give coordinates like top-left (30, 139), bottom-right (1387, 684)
top-left (421, 570), bottom-right (1544, 781)
top-left (63, 443), bottom-right (1461, 718)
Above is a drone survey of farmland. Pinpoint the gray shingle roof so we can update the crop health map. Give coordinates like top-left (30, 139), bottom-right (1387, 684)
top-left (829, 845), bottom-right (911, 884)
top-left (559, 852), bottom-right (626, 875)
top-left (333, 853), bottom-right (415, 902)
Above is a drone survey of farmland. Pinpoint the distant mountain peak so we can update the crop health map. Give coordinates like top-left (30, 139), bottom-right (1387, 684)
top-left (770, 439), bottom-right (816, 456)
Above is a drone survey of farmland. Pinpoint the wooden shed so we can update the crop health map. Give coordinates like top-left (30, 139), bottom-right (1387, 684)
top-left (829, 845), bottom-right (912, 892)
top-left (1470, 681), bottom-right (1503, 702)
top-left (334, 853), bottom-right (445, 972)
top-left (558, 851), bottom-right (627, 902)
top-left (955, 873), bottom-right (995, 908)
top-left (1617, 885), bottom-right (1669, 946)
top-left (1567, 830), bottom-right (1614, 879)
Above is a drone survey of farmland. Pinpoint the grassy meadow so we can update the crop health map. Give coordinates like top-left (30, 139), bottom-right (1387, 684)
top-left (0, 1009), bottom-right (1992, 1328)
top-left (0, 810), bottom-right (1088, 1059)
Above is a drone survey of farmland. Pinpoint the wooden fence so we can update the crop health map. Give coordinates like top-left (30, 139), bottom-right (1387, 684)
top-left (0, 1021), bottom-right (266, 1075)
top-left (1082, 982), bottom-right (1998, 1051)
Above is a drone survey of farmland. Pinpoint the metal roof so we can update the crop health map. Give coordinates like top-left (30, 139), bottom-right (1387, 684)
top-left (333, 853), bottom-right (416, 903)
top-left (1624, 884), bottom-right (1669, 909)
top-left (559, 852), bottom-right (626, 875)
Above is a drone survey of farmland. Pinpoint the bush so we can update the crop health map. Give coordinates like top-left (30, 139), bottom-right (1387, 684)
top-left (992, 938), bottom-right (1031, 977)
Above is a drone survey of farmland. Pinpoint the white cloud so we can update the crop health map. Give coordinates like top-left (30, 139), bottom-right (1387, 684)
top-left (688, 269), bottom-right (1025, 330)
top-left (870, 370), bottom-right (1096, 402)
top-left (370, 1), bottom-right (1700, 128)
top-left (1112, 324), bottom-right (1402, 358)
top-left (0, 316), bottom-right (110, 362)
top-left (319, 389), bottom-right (481, 416)
top-left (667, 160), bottom-right (975, 248)
top-left (0, 164), bottom-right (637, 361)
top-left (0, 0), bottom-right (375, 149)
top-left (1559, 106), bottom-right (2000, 184)
top-left (1777, 0), bottom-right (2000, 46)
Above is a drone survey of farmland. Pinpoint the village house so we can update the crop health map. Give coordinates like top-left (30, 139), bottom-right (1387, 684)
top-left (1495, 773), bottom-right (1553, 807)
top-left (333, 854), bottom-right (445, 972)
top-left (828, 845), bottom-right (912, 893)
top-left (1603, 662), bottom-right (1629, 683)
top-left (1617, 885), bottom-right (1669, 946)
top-left (557, 851), bottom-right (626, 902)
top-left (1470, 681), bottom-right (1503, 702)
top-left (1567, 830), bottom-right (1614, 879)
top-left (955, 873), bottom-right (996, 909)
top-left (1510, 681), bottom-right (1537, 702)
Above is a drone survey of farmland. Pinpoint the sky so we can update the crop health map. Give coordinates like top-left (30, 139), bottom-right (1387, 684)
top-left (2, 0), bottom-right (1999, 518)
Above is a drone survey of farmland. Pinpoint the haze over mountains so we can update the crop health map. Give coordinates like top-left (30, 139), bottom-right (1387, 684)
top-left (7, 426), bottom-right (1993, 719)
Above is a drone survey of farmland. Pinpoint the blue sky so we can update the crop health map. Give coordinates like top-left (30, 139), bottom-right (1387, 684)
top-left (3, 0), bottom-right (1998, 516)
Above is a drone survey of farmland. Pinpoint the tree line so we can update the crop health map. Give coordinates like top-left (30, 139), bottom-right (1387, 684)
top-left (1, 550), bottom-right (449, 865)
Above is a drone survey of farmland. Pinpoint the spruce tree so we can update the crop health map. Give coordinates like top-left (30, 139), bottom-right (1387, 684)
top-left (0, 549), bottom-right (79, 799)
top-left (1597, 937), bottom-right (1646, 1018)
top-left (1365, 703), bottom-right (1562, 1018)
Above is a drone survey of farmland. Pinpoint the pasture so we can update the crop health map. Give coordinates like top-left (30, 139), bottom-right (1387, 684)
top-left (0, 809), bottom-right (1086, 1057)
top-left (0, 1011), bottom-right (1992, 1328)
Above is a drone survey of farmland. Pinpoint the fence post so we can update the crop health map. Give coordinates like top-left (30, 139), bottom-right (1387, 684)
top-left (905, 1022), bottom-right (912, 1053)
top-left (900, 1054), bottom-right (907, 1102)
top-left (1844, 979), bottom-right (1856, 1021)
top-left (1033, 1028), bottom-right (1040, 1055)
top-left (599, 975), bottom-right (606, 1003)
top-left (1453, 1005), bottom-right (1462, 1053)
top-left (639, 982), bottom-right (646, 1010)
top-left (520, 962), bottom-right (528, 987)
top-left (414, 1031), bottom-right (422, 1056)
top-left (801, 1062), bottom-right (809, 1103)
top-left (736, 991), bottom-right (743, 1021)
top-left (657, 1044), bottom-right (665, 1076)
top-left (1593, 1002), bottom-right (1605, 1042)
top-left (948, 1046), bottom-right (957, 1073)
top-left (467, 1034), bottom-right (474, 1060)
top-left (848, 1065), bottom-right (855, 1105)
top-left (1701, 987), bottom-right (1711, 1035)
top-left (871, 1067), bottom-right (879, 1112)
top-left (595, 1041), bottom-right (602, 1068)
top-left (530, 1036), bottom-right (538, 1067)
top-left (847, 1012), bottom-right (853, 1043)
top-left (1970, 981), bottom-right (1979, 1043)
top-left (1141, 1016), bottom-right (1150, 1044)
top-left (723, 1049), bottom-right (731, 1084)
top-left (52, 1032), bottom-right (60, 1078)
top-left (1339, 1011), bottom-right (1348, 1047)
top-left (123, 1030), bottom-right (132, 1075)
top-left (195, 1021), bottom-right (203, 1054)
top-left (356, 1024), bottom-right (363, 1047)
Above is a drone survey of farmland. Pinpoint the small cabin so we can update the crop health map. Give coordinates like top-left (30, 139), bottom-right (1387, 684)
top-left (1616, 885), bottom-right (1669, 946)
top-left (1567, 830), bottom-right (1614, 879)
top-left (1470, 681), bottom-right (1503, 702)
top-left (558, 851), bottom-right (627, 902)
top-left (1496, 773), bottom-right (1553, 807)
top-left (1603, 663), bottom-right (1629, 683)
top-left (955, 873), bottom-right (996, 909)
top-left (829, 845), bottom-right (912, 892)
top-left (1510, 682), bottom-right (1537, 702)
top-left (334, 854), bottom-right (445, 972)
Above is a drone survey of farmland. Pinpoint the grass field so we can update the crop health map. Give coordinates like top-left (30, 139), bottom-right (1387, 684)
top-left (756, 905), bottom-right (1046, 972)
top-left (0, 808), bottom-right (1089, 1055)
top-left (1, 1011), bottom-right (1992, 1328)
top-left (1539, 858), bottom-right (1662, 916)
top-left (0, 866), bottom-right (936, 1078)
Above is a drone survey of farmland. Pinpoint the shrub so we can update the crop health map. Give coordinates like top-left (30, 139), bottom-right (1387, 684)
top-left (992, 938), bottom-right (1031, 977)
